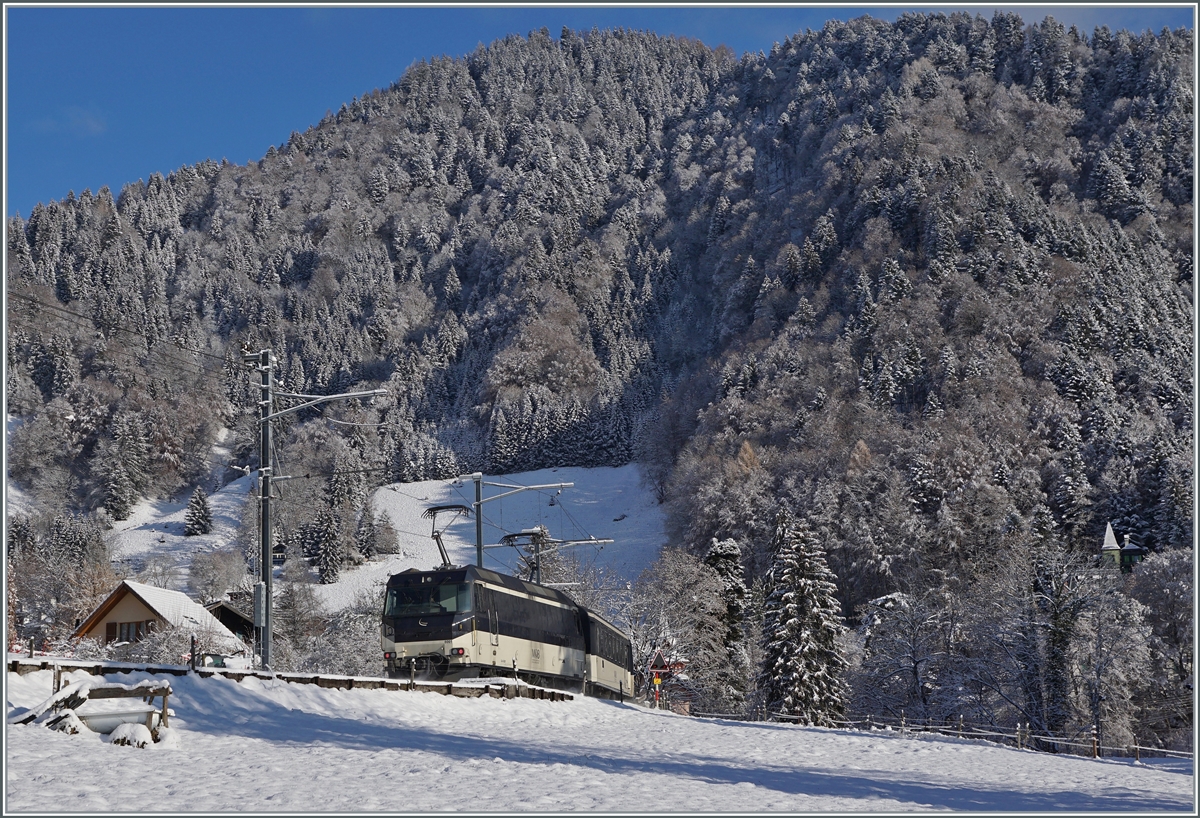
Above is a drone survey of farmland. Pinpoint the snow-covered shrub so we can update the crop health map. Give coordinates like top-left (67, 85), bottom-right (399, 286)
top-left (69, 636), bottom-right (114, 661)
top-left (152, 726), bottom-right (181, 748)
top-left (108, 722), bottom-right (153, 748)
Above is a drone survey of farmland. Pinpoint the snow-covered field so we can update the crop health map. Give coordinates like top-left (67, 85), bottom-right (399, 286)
top-left (5, 666), bottom-right (1193, 813)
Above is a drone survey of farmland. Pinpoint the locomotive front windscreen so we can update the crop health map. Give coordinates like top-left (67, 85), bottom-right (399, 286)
top-left (385, 581), bottom-right (472, 617)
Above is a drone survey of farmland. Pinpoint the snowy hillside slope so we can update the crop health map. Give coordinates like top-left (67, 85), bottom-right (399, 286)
top-left (104, 474), bottom-right (256, 588)
top-left (4, 415), bottom-right (34, 519)
top-left (95, 463), bottom-right (664, 611)
top-left (318, 464), bottom-right (665, 610)
top-left (5, 666), bottom-right (1193, 813)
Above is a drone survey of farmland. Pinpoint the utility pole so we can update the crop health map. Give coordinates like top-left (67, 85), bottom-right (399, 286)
top-left (256, 350), bottom-right (273, 669)
top-left (244, 348), bottom-right (386, 670)
top-left (474, 473), bottom-right (484, 569)
top-left (459, 473), bottom-right (574, 569)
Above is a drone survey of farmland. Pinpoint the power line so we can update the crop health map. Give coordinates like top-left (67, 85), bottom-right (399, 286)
top-left (7, 295), bottom-right (230, 380)
top-left (549, 493), bottom-right (595, 543)
top-left (7, 306), bottom-right (211, 376)
top-left (284, 465), bottom-right (396, 480)
top-left (266, 494), bottom-right (432, 542)
top-left (386, 484), bottom-right (438, 502)
top-left (324, 417), bottom-right (395, 428)
top-left (462, 472), bottom-right (600, 544)
top-left (8, 290), bottom-right (231, 365)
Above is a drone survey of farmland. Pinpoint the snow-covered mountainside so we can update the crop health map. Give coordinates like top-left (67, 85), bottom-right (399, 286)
top-left (104, 474), bottom-right (255, 582)
top-left (100, 464), bottom-right (664, 611)
top-left (5, 666), bottom-right (1193, 813)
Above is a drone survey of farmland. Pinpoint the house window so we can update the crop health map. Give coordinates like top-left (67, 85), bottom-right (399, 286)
top-left (106, 620), bottom-right (154, 644)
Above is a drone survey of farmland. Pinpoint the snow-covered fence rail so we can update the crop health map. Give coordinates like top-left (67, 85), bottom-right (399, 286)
top-left (833, 713), bottom-right (1192, 761)
top-left (677, 707), bottom-right (1192, 761)
top-left (7, 657), bottom-right (573, 702)
top-left (8, 678), bottom-right (170, 726)
top-left (8, 677), bottom-right (173, 740)
top-left (198, 669), bottom-right (573, 701)
top-left (9, 657), bottom-right (192, 677)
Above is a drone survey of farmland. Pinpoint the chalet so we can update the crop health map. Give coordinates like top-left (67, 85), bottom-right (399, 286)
top-left (204, 599), bottom-right (255, 641)
top-left (72, 580), bottom-right (244, 654)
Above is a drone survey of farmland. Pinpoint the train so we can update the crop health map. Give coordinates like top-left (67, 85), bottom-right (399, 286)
top-left (381, 565), bottom-right (635, 700)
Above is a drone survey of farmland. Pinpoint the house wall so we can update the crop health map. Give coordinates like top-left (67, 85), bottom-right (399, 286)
top-left (84, 595), bottom-right (162, 643)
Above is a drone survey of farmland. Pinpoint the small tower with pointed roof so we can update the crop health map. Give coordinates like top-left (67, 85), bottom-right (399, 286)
top-left (1100, 522), bottom-right (1121, 569)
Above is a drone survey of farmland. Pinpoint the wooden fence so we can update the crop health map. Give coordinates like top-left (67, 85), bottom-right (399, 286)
top-left (6, 657), bottom-right (573, 702)
top-left (690, 708), bottom-right (1192, 762)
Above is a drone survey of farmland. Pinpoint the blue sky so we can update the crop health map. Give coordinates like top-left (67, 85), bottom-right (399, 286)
top-left (4, 4), bottom-right (1193, 220)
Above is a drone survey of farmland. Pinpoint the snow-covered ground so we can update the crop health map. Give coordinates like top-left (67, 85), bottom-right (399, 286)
top-left (104, 474), bottom-right (256, 586)
top-left (6, 447), bottom-right (1194, 812)
top-left (5, 666), bottom-right (1193, 813)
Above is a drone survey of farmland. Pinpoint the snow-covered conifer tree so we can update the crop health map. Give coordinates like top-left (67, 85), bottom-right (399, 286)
top-left (314, 508), bottom-right (342, 584)
top-left (101, 460), bottom-right (137, 522)
top-left (704, 537), bottom-right (752, 711)
top-left (355, 498), bottom-right (380, 559)
top-left (184, 487), bottom-right (214, 536)
top-left (757, 508), bottom-right (849, 726)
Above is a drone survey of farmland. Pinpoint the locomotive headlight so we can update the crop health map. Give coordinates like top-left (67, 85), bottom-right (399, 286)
top-left (450, 648), bottom-right (466, 656)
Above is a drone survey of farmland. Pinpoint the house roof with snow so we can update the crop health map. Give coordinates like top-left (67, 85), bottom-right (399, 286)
top-left (73, 580), bottom-right (243, 651)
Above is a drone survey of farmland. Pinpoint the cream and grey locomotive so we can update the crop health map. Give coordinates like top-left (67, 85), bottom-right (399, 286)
top-left (381, 565), bottom-right (634, 699)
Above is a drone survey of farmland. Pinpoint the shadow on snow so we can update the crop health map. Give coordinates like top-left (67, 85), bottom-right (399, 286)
top-left (174, 681), bottom-right (1190, 813)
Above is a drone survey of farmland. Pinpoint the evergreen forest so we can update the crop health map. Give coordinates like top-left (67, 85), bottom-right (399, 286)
top-left (5, 12), bottom-right (1193, 752)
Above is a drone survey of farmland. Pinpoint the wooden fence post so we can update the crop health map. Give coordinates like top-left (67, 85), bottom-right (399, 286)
top-left (1092, 725), bottom-right (1098, 758)
top-left (958, 714), bottom-right (963, 738)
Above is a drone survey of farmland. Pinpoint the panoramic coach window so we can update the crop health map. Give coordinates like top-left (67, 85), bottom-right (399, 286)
top-left (385, 583), bottom-right (472, 617)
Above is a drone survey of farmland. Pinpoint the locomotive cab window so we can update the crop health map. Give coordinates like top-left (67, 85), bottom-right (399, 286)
top-left (385, 582), bottom-right (472, 617)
